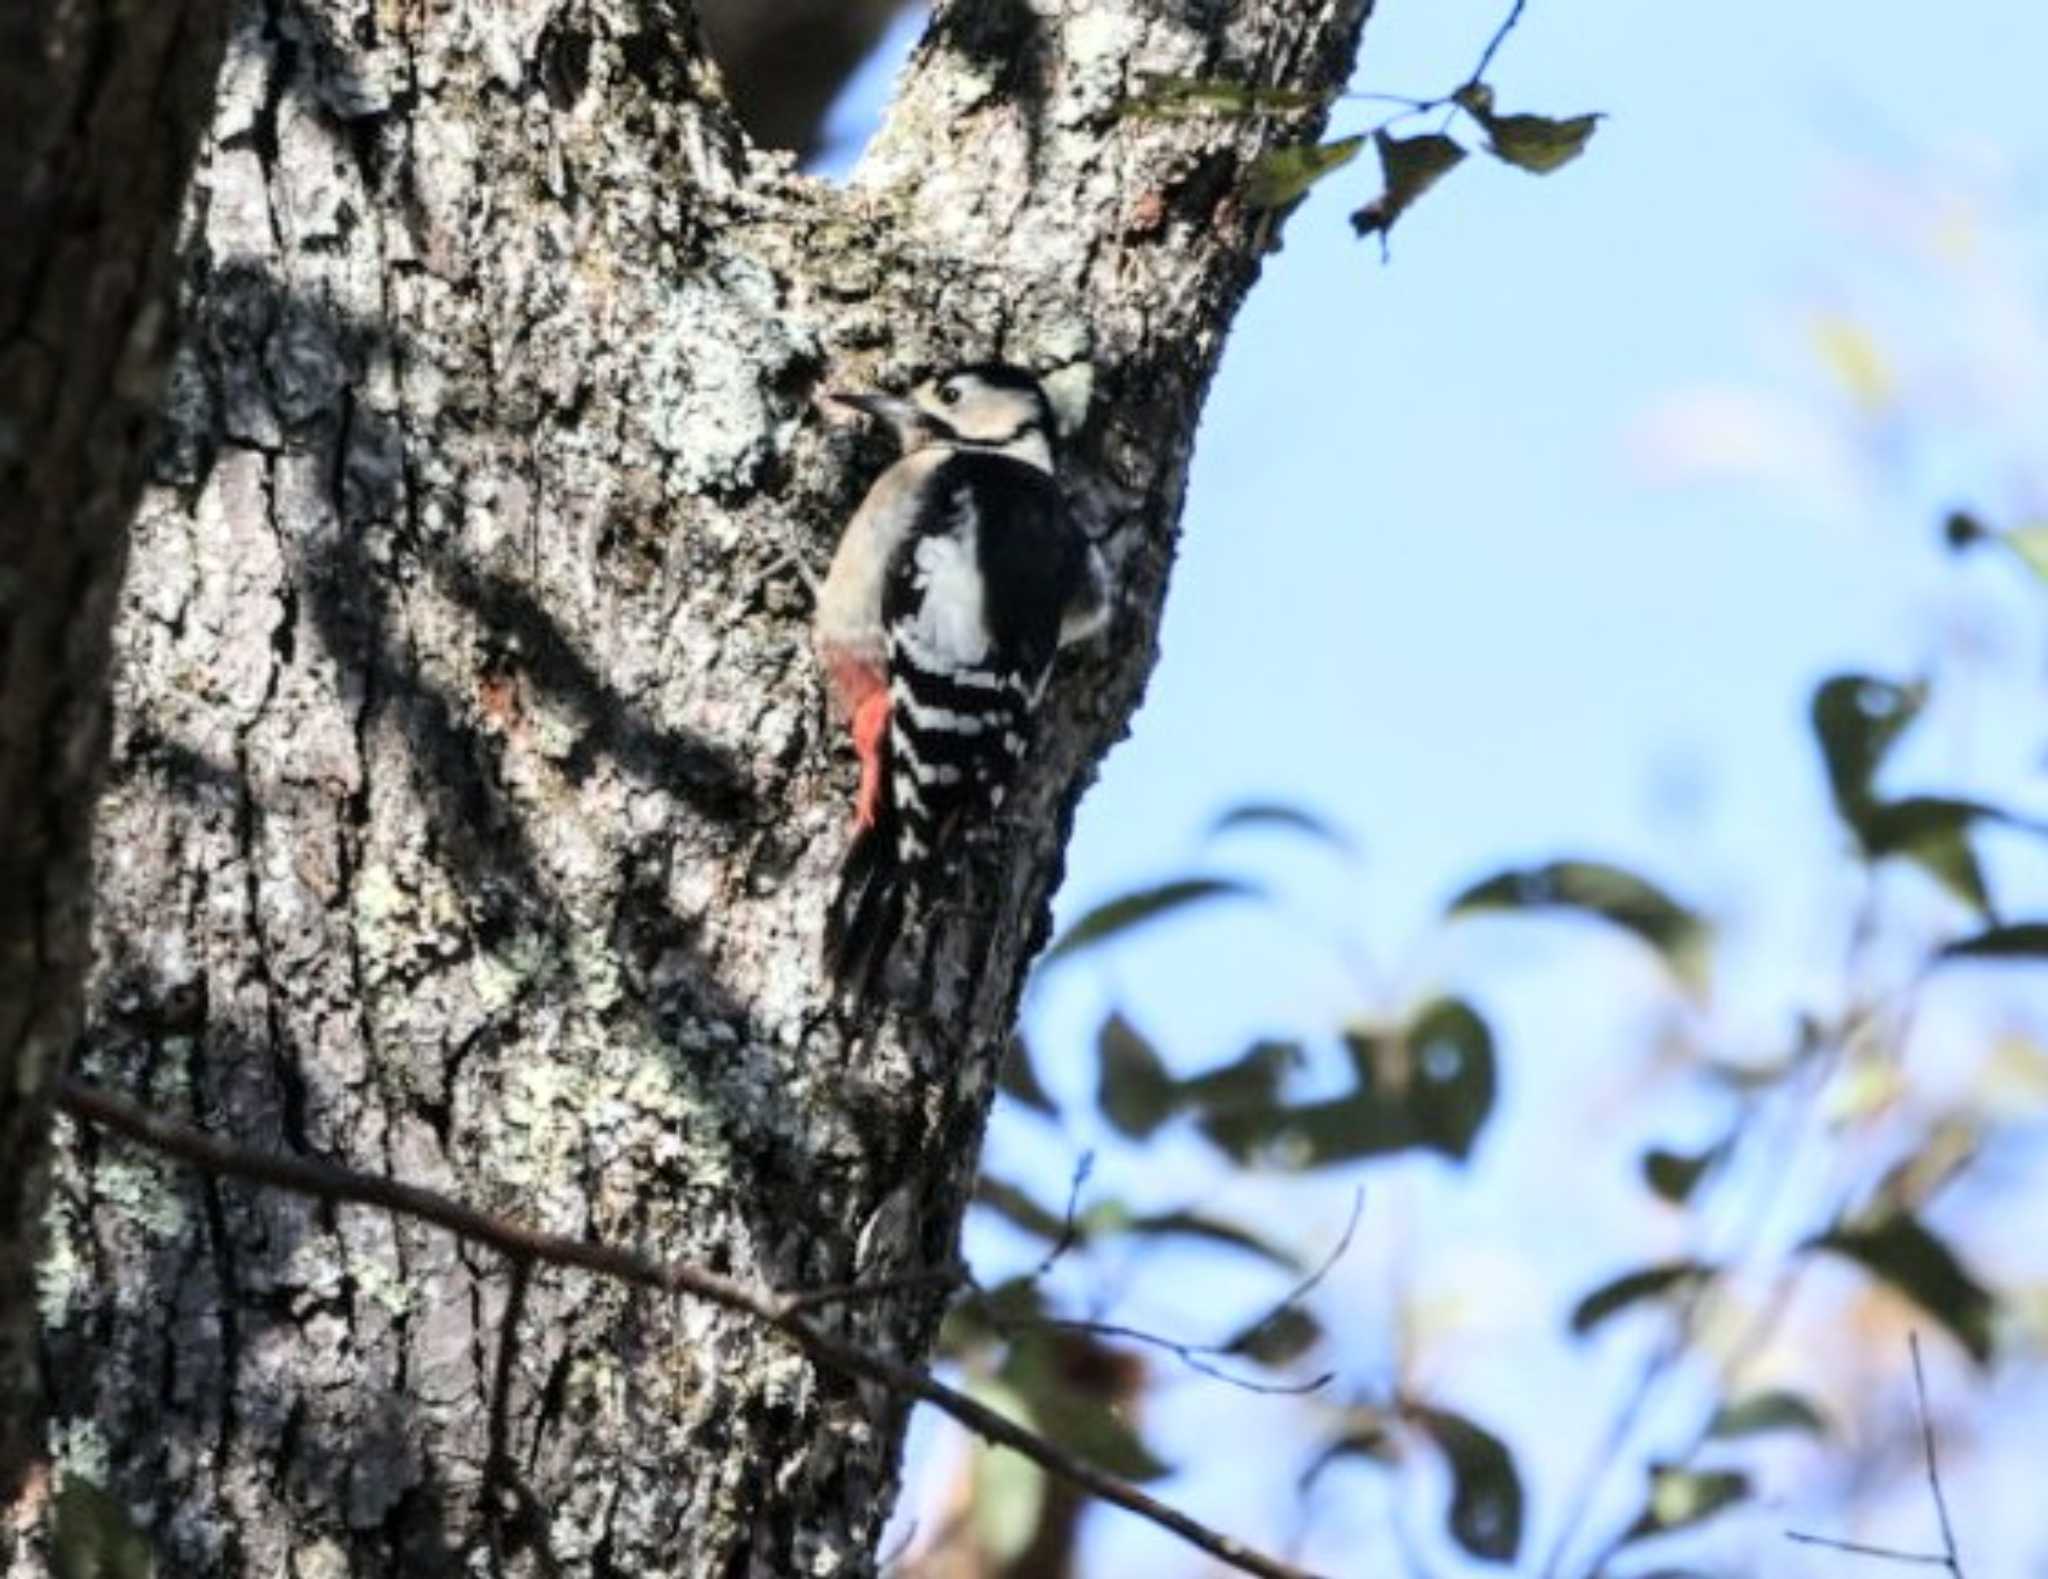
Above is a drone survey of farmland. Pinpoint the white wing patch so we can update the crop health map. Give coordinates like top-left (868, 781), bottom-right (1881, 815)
top-left (899, 490), bottom-right (991, 671)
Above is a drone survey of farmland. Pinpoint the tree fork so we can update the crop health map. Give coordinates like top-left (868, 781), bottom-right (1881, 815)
top-left (29, 1), bottom-right (1373, 1574)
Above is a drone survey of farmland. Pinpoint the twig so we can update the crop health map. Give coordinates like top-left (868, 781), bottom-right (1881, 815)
top-left (1781, 1334), bottom-right (1966, 1576)
top-left (1911, 1333), bottom-right (1966, 1577)
top-left (1465, 0), bottom-right (1530, 88)
top-left (1036, 1317), bottom-right (1333, 1397)
top-left (1034, 1149), bottom-right (1096, 1276)
top-left (984, 1188), bottom-right (1361, 1398)
top-left (58, 1078), bottom-right (1323, 1579)
top-left (1784, 1531), bottom-right (1952, 1568)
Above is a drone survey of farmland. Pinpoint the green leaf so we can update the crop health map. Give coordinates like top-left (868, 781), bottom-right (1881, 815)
top-left (2005, 523), bottom-right (2048, 584)
top-left (1448, 860), bottom-right (1709, 988)
top-left (1407, 1404), bottom-right (1524, 1564)
top-left (1622, 1466), bottom-right (1751, 1543)
top-left (1350, 130), bottom-right (1466, 244)
top-left (1177, 1038), bottom-right (1302, 1118)
top-left (998, 1035), bottom-right (1059, 1117)
top-left (1855, 795), bottom-right (2016, 915)
top-left (1570, 1262), bottom-right (1714, 1336)
top-left (1208, 801), bottom-right (1358, 856)
top-left (1707, 1390), bottom-right (1830, 1440)
top-left (1937, 922), bottom-right (2048, 962)
top-left (1809, 1213), bottom-right (1996, 1366)
top-left (1043, 877), bottom-right (1259, 965)
top-left (1811, 674), bottom-right (1926, 814)
top-left (1096, 1012), bottom-right (1178, 1139)
top-left (1246, 135), bottom-right (1367, 211)
top-left (1484, 112), bottom-right (1602, 173)
top-left (966, 1381), bottom-right (1048, 1562)
top-left (1123, 1209), bottom-right (1305, 1272)
top-left (940, 1274), bottom-right (1046, 1356)
top-left (1452, 83), bottom-right (1601, 173)
top-left (973, 1176), bottom-right (1071, 1242)
top-left (53, 1478), bottom-right (157, 1579)
top-left (1001, 1338), bottom-right (1170, 1482)
top-left (1124, 73), bottom-right (1323, 119)
top-left (1642, 1142), bottom-right (1727, 1205)
top-left (1201, 998), bottom-right (1497, 1166)
top-left (1224, 1304), bottom-right (1323, 1366)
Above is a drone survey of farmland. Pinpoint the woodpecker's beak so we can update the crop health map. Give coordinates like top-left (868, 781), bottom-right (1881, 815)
top-left (827, 390), bottom-right (934, 449)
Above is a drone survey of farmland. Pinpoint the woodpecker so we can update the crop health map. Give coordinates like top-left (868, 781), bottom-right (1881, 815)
top-left (814, 362), bottom-right (1109, 1000)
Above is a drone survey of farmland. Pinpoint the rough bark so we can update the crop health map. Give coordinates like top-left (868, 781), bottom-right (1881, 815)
top-left (0, 0), bottom-right (230, 1534)
top-left (39, 1), bottom-right (1371, 1575)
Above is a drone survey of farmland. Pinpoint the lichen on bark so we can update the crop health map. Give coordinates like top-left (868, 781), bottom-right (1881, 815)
top-left (32, 1), bottom-right (1373, 1574)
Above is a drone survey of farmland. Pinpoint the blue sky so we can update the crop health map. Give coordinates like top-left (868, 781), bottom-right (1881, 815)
top-left (822, 1), bottom-right (2048, 1573)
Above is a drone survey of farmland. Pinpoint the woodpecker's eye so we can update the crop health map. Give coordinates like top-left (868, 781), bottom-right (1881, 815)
top-left (939, 383), bottom-right (961, 406)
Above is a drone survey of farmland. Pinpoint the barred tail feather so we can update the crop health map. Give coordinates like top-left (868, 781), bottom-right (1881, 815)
top-left (823, 800), bottom-right (912, 1007)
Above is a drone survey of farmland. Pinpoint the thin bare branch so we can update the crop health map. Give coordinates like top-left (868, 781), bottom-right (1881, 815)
top-left (1034, 1149), bottom-right (1096, 1276)
top-left (1910, 1332), bottom-right (1966, 1577)
top-left (1784, 1531), bottom-right (1954, 1568)
top-left (1037, 1316), bottom-right (1334, 1398)
top-left (58, 1078), bottom-right (1323, 1579)
top-left (1781, 1334), bottom-right (1966, 1577)
top-left (1465, 0), bottom-right (1530, 88)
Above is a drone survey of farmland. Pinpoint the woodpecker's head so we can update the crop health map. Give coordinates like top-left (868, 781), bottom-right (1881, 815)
top-left (830, 362), bottom-right (1089, 473)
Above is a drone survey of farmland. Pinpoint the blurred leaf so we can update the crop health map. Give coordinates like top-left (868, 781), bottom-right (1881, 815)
top-left (1178, 1038), bottom-right (1302, 1117)
top-left (1224, 1304), bottom-right (1323, 1366)
top-left (1123, 1209), bottom-right (1305, 1272)
top-left (974, 1176), bottom-right (1070, 1242)
top-left (1407, 1404), bottom-right (1524, 1563)
top-left (1707, 1390), bottom-right (1831, 1440)
top-left (1874, 1120), bottom-right (1978, 1215)
top-left (1208, 800), bottom-right (1358, 857)
top-left (1642, 1141), bottom-right (1727, 1205)
top-left (1301, 1413), bottom-right (1401, 1491)
top-left (941, 1273), bottom-right (1047, 1356)
top-left (53, 1478), bottom-right (156, 1579)
top-left (1854, 794), bottom-right (2029, 916)
top-left (1043, 877), bottom-right (1259, 965)
top-left (967, 1381), bottom-right (1048, 1562)
top-left (1621, 1466), bottom-right (1751, 1543)
top-left (1811, 314), bottom-right (1893, 411)
top-left (998, 1035), bottom-right (1059, 1117)
top-left (1403, 999), bottom-right (1499, 1159)
top-left (1452, 83), bottom-right (1600, 173)
top-left (1350, 130), bottom-right (1466, 243)
top-left (1002, 1337), bottom-right (1170, 1482)
top-left (1809, 1213), bottom-right (1996, 1365)
top-left (1096, 1013), bottom-right (1177, 1139)
top-left (1125, 73), bottom-right (1322, 119)
top-left (1570, 1262), bottom-right (1713, 1336)
top-left (2005, 523), bottom-right (2048, 584)
top-left (1246, 135), bottom-right (1366, 210)
top-left (1943, 509), bottom-right (1991, 551)
top-left (1936, 921), bottom-right (2048, 962)
top-left (1448, 860), bottom-right (1709, 987)
top-left (1485, 111), bottom-right (1602, 172)
top-left (1202, 999), bottom-right (1496, 1166)
top-left (1811, 674), bottom-right (1925, 815)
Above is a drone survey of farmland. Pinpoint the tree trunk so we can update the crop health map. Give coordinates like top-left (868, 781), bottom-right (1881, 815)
top-left (39, 1), bottom-right (1370, 1574)
top-left (0, 0), bottom-right (230, 1537)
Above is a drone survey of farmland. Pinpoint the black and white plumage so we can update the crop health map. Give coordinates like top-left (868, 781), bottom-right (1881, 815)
top-left (814, 363), bottom-right (1109, 1002)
